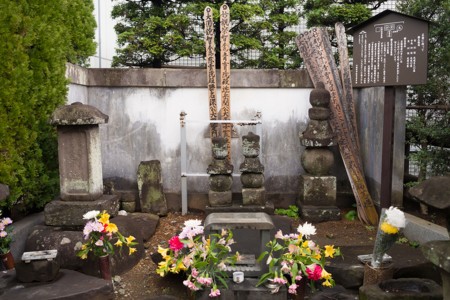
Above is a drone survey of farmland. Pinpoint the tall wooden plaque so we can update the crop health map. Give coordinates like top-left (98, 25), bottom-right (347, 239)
top-left (296, 28), bottom-right (378, 225)
top-left (220, 4), bottom-right (231, 161)
top-left (204, 7), bottom-right (218, 138)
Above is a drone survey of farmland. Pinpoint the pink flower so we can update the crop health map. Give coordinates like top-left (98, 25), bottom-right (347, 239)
top-left (183, 280), bottom-right (200, 291)
top-left (95, 239), bottom-right (104, 247)
top-left (0, 231), bottom-right (7, 238)
top-left (169, 236), bottom-right (184, 251)
top-left (272, 277), bottom-right (287, 285)
top-left (209, 287), bottom-right (221, 297)
top-left (197, 276), bottom-right (213, 286)
top-left (2, 217), bottom-right (12, 225)
top-left (288, 283), bottom-right (298, 294)
top-left (306, 264), bottom-right (322, 281)
top-left (275, 230), bottom-right (284, 239)
top-left (191, 268), bottom-right (199, 278)
top-left (295, 275), bottom-right (303, 281)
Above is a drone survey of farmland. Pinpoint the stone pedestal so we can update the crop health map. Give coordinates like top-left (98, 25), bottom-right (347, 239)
top-left (298, 84), bottom-right (340, 222)
top-left (44, 194), bottom-right (120, 226)
top-left (207, 137), bottom-right (233, 207)
top-left (46, 102), bottom-right (119, 226)
top-left (240, 133), bottom-right (265, 206)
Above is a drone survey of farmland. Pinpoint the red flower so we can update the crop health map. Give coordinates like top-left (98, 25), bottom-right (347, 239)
top-left (169, 236), bottom-right (184, 251)
top-left (306, 264), bottom-right (322, 281)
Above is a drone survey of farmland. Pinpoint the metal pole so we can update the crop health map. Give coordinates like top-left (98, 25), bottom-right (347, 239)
top-left (380, 86), bottom-right (396, 209)
top-left (180, 112), bottom-right (188, 215)
top-left (97, 0), bottom-right (102, 68)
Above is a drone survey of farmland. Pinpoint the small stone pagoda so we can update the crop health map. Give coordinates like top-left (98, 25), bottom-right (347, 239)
top-left (207, 137), bottom-right (234, 206)
top-left (298, 83), bottom-right (340, 222)
top-left (45, 102), bottom-right (119, 227)
top-left (240, 132), bottom-right (265, 206)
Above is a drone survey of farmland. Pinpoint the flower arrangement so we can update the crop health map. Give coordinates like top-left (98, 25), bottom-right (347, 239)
top-left (0, 211), bottom-right (13, 255)
top-left (77, 210), bottom-right (138, 259)
top-left (371, 206), bottom-right (406, 268)
top-left (257, 222), bottom-right (341, 295)
top-left (156, 219), bottom-right (239, 298)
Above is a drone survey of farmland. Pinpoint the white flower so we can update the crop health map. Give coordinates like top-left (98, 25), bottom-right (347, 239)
top-left (184, 219), bottom-right (202, 228)
top-left (95, 239), bottom-right (104, 247)
top-left (83, 210), bottom-right (100, 220)
top-left (118, 210), bottom-right (128, 216)
top-left (385, 206), bottom-right (406, 229)
top-left (297, 222), bottom-right (316, 238)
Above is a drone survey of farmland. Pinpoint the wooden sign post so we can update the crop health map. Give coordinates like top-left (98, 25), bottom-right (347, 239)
top-left (349, 10), bottom-right (429, 209)
top-left (204, 7), bottom-right (218, 139)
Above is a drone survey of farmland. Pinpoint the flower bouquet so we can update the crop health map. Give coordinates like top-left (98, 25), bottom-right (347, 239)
top-left (77, 210), bottom-right (138, 259)
top-left (0, 211), bottom-right (14, 270)
top-left (371, 206), bottom-right (406, 268)
top-left (0, 212), bottom-right (13, 255)
top-left (156, 219), bottom-right (239, 298)
top-left (257, 222), bottom-right (341, 295)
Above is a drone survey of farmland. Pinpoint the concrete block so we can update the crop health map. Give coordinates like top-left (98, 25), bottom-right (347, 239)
top-left (242, 188), bottom-right (266, 206)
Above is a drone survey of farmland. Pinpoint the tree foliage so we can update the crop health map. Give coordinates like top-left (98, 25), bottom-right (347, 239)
top-left (0, 0), bottom-right (96, 214)
top-left (398, 0), bottom-right (450, 179)
top-left (111, 0), bottom-right (301, 69)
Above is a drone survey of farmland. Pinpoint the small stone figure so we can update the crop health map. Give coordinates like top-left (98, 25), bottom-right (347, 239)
top-left (298, 83), bottom-right (340, 222)
top-left (240, 132), bottom-right (265, 206)
top-left (207, 137), bottom-right (233, 206)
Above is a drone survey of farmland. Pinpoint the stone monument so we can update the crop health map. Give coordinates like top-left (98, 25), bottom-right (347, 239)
top-left (298, 84), bottom-right (340, 222)
top-left (45, 102), bottom-right (119, 226)
top-left (207, 137), bottom-right (233, 206)
top-left (240, 132), bottom-right (265, 206)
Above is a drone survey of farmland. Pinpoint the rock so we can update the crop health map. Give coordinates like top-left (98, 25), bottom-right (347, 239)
top-left (0, 268), bottom-right (114, 299)
top-left (239, 157), bottom-right (264, 173)
top-left (114, 213), bottom-right (159, 242)
top-left (15, 258), bottom-right (60, 283)
top-left (359, 278), bottom-right (443, 300)
top-left (209, 175), bottom-right (233, 192)
top-left (241, 132), bottom-right (260, 158)
top-left (408, 176), bottom-right (450, 210)
top-left (137, 160), bottom-right (168, 216)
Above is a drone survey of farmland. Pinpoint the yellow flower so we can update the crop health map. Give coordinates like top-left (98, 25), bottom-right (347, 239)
top-left (129, 247), bottom-right (137, 255)
top-left (157, 245), bottom-right (169, 258)
top-left (302, 240), bottom-right (309, 248)
top-left (324, 245), bottom-right (336, 258)
top-left (313, 252), bottom-right (322, 260)
top-left (80, 253), bottom-right (88, 260)
top-left (380, 222), bottom-right (399, 234)
top-left (81, 244), bottom-right (87, 250)
top-left (322, 279), bottom-right (332, 287)
top-left (126, 235), bottom-right (136, 245)
top-left (115, 239), bottom-right (123, 247)
top-left (321, 269), bottom-right (332, 280)
top-left (106, 222), bottom-right (118, 233)
top-left (99, 212), bottom-right (110, 225)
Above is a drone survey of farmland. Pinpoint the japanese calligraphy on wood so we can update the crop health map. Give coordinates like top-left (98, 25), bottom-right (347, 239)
top-left (204, 7), bottom-right (218, 139)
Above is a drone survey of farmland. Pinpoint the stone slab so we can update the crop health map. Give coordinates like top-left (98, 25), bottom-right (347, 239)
top-left (327, 244), bottom-right (441, 289)
top-left (0, 269), bottom-right (114, 300)
top-left (195, 278), bottom-right (286, 300)
top-left (0, 183), bottom-right (9, 201)
top-left (300, 205), bottom-right (341, 222)
top-left (421, 240), bottom-right (450, 273)
top-left (44, 194), bottom-right (119, 226)
top-left (137, 160), bottom-right (168, 216)
top-left (403, 213), bottom-right (449, 244)
top-left (204, 212), bottom-right (274, 231)
top-left (359, 278), bottom-right (443, 300)
top-left (205, 199), bottom-right (274, 215)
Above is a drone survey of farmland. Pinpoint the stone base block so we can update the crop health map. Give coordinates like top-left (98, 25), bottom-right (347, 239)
top-left (44, 194), bottom-right (119, 226)
top-left (298, 175), bottom-right (336, 206)
top-left (242, 188), bottom-right (266, 206)
top-left (300, 205), bottom-right (341, 223)
top-left (16, 259), bottom-right (60, 283)
top-left (121, 201), bottom-right (136, 212)
top-left (208, 190), bottom-right (232, 207)
top-left (205, 200), bottom-right (274, 215)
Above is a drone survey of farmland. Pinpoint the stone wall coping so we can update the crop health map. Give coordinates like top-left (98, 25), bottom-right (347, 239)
top-left (66, 63), bottom-right (313, 88)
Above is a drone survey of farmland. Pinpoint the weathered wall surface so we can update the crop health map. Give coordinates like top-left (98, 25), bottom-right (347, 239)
top-left (66, 64), bottom-right (405, 209)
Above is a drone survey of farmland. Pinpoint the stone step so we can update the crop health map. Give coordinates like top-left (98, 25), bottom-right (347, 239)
top-left (0, 269), bottom-right (114, 300)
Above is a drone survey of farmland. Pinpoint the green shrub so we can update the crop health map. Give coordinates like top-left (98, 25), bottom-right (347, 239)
top-left (0, 0), bottom-right (96, 214)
